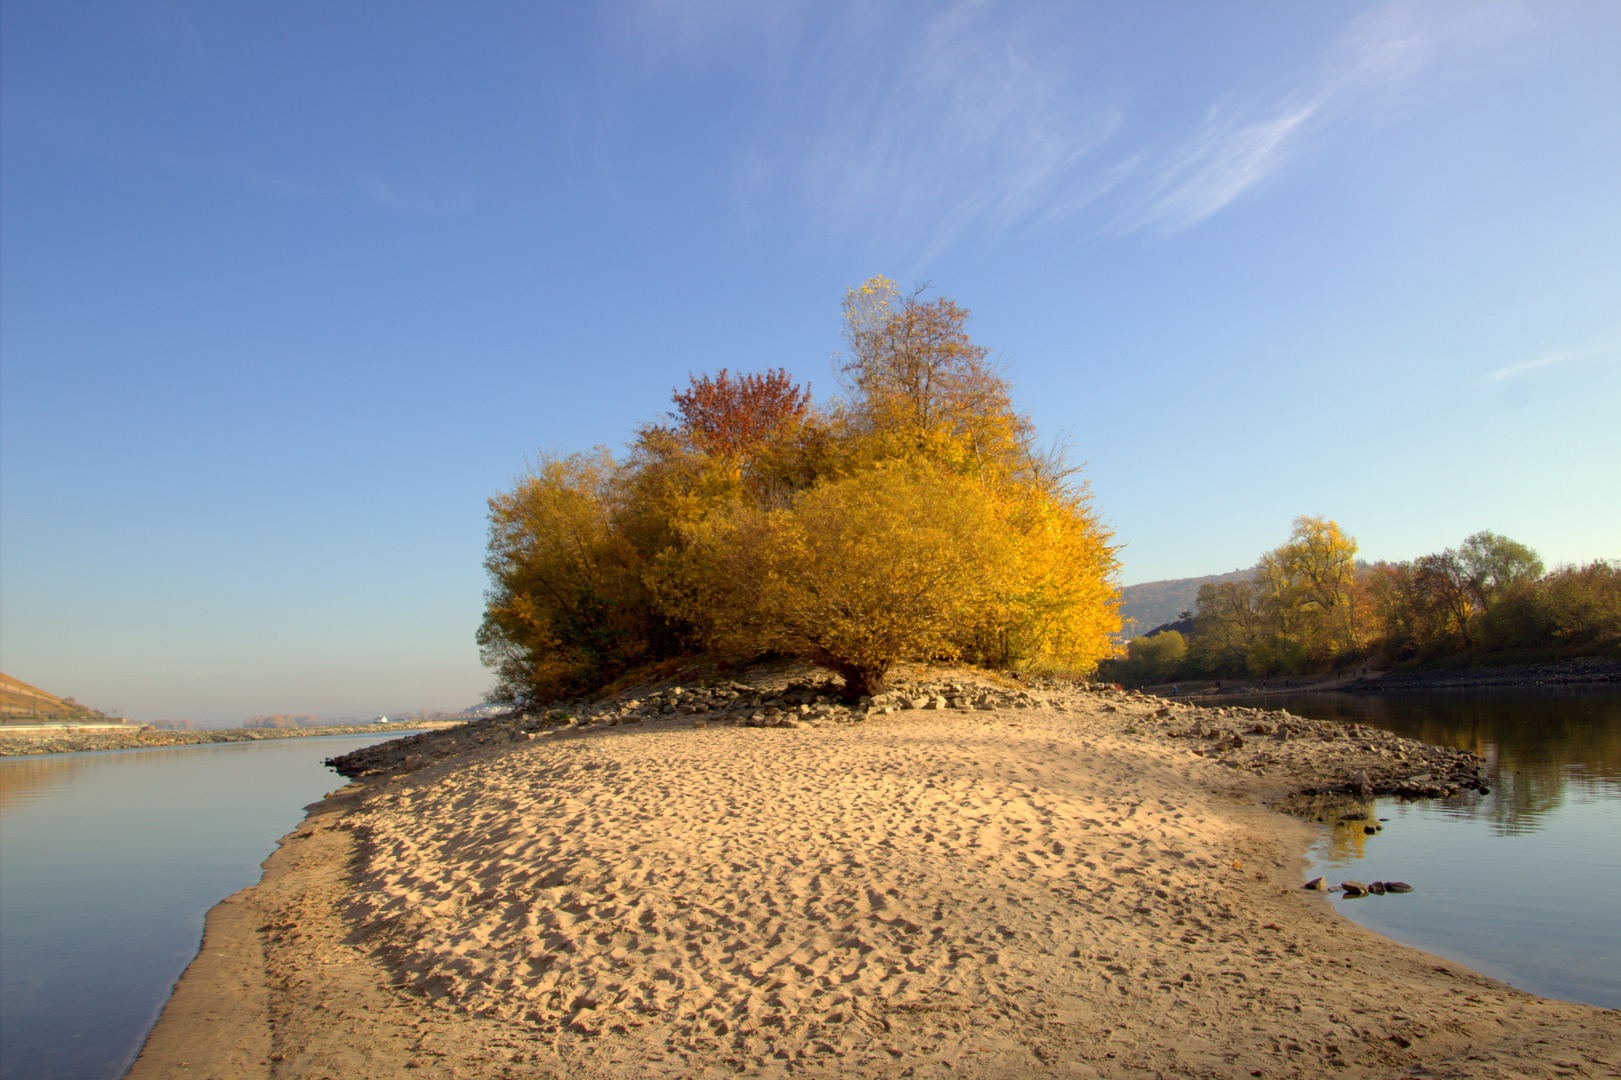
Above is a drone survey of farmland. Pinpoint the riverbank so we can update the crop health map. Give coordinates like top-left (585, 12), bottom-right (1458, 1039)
top-left (128, 671), bottom-right (1619, 1079)
top-left (1160, 655), bottom-right (1621, 703)
top-left (0, 720), bottom-right (465, 758)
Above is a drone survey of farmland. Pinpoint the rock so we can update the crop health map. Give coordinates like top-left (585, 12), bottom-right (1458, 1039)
top-left (691, 718), bottom-right (707, 729)
top-left (1382, 881), bottom-right (1414, 893)
top-left (1303, 877), bottom-right (1326, 891)
top-left (1339, 881), bottom-right (1369, 897)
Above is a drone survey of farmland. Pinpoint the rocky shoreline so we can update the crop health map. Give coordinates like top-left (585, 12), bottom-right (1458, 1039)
top-left (0, 720), bottom-right (464, 758)
top-left (327, 674), bottom-right (1488, 806)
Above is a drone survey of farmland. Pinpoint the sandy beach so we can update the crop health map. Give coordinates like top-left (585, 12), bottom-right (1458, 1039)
top-left (127, 674), bottom-right (1620, 1079)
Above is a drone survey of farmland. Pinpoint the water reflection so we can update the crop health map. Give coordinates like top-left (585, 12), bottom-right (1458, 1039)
top-left (0, 733), bottom-right (420, 1080)
top-left (1207, 687), bottom-right (1621, 834)
top-left (0, 745), bottom-right (211, 813)
top-left (1225, 689), bottom-right (1621, 1010)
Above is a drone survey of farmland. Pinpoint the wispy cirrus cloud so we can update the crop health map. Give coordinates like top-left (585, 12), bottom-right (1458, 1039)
top-left (1487, 340), bottom-right (1621, 382)
top-left (791, 5), bottom-right (1124, 261)
top-left (1116, 4), bottom-right (1526, 235)
top-left (614, 1), bottom-right (1529, 258)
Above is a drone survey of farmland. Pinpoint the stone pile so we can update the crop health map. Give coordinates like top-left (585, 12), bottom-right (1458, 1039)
top-left (1302, 877), bottom-right (1414, 895)
top-left (1161, 705), bottom-right (1487, 798)
top-left (326, 676), bottom-right (1090, 778)
top-left (326, 672), bottom-right (1485, 811)
top-left (531, 677), bottom-right (1080, 731)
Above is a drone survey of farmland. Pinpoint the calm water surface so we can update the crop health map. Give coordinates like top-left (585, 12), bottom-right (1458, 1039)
top-left (0, 732), bottom-right (422, 1080)
top-left (1207, 688), bottom-right (1621, 1010)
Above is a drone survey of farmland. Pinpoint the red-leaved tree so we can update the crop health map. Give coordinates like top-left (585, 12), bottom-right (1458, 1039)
top-left (669, 368), bottom-right (811, 456)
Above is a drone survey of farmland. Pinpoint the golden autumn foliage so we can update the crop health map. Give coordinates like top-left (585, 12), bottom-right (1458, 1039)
top-left (478, 278), bottom-right (1122, 706)
top-left (680, 465), bottom-right (1020, 697)
top-left (477, 450), bottom-right (661, 701)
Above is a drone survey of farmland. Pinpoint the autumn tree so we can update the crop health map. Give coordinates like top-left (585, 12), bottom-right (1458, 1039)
top-left (838, 277), bottom-right (1036, 483)
top-left (1191, 578), bottom-right (1266, 672)
top-left (1410, 550), bottom-right (1476, 647)
top-left (666, 368), bottom-right (812, 458)
top-left (972, 479), bottom-right (1121, 671)
top-left (1457, 531), bottom-right (1544, 615)
top-left (1190, 516), bottom-right (1362, 675)
top-left (826, 277), bottom-right (1121, 675)
top-left (1360, 560), bottom-right (1425, 658)
top-left (477, 450), bottom-right (664, 705)
top-left (1522, 560), bottom-right (1621, 644)
top-left (479, 279), bottom-right (1122, 707)
top-left (681, 464), bottom-right (1021, 698)
top-left (1120, 630), bottom-right (1187, 685)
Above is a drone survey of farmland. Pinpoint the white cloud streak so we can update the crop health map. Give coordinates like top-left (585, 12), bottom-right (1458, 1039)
top-left (615, 1), bottom-right (1528, 257)
top-left (1487, 341), bottom-right (1621, 382)
top-left (1117, 3), bottom-right (1525, 234)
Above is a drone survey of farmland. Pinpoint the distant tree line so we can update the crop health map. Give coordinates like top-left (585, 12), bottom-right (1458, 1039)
top-left (478, 278), bottom-right (1123, 705)
top-left (1108, 516), bottom-right (1619, 684)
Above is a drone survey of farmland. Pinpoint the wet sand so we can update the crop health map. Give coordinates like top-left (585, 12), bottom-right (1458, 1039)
top-left (127, 678), bottom-right (1620, 1079)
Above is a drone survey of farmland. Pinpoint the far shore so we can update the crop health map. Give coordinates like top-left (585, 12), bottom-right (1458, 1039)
top-left (1146, 655), bottom-right (1621, 702)
top-left (0, 720), bottom-right (467, 758)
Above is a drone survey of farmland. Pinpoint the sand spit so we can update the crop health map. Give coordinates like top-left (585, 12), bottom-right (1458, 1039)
top-left (128, 679), bottom-right (1619, 1079)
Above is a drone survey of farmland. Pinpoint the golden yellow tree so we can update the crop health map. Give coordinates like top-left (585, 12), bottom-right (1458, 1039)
top-left (1255, 515), bottom-right (1360, 660)
top-left (477, 450), bottom-right (656, 704)
top-left (837, 277), bottom-right (1034, 483)
top-left (682, 464), bottom-right (1021, 698)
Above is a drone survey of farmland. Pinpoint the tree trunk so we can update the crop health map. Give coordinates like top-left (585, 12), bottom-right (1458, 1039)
top-left (832, 661), bottom-right (890, 701)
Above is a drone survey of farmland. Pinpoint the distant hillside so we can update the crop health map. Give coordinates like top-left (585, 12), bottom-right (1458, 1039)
top-left (1118, 568), bottom-right (1254, 637)
top-left (1, 673), bottom-right (112, 723)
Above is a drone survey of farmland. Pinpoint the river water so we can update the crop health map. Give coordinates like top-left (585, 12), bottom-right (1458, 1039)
top-left (1206, 686), bottom-right (1621, 1010)
top-left (0, 732), bottom-right (422, 1080)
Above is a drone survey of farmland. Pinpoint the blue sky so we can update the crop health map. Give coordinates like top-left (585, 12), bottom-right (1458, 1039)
top-left (2, 1), bottom-right (1617, 722)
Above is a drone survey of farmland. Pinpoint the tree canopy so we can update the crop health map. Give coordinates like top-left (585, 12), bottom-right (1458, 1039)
top-left (478, 278), bottom-right (1122, 705)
